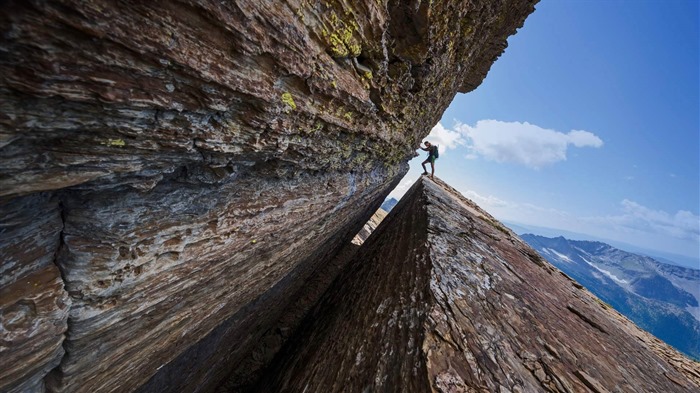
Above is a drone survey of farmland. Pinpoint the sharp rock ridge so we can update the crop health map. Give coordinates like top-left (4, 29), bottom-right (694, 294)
top-left (255, 176), bottom-right (700, 393)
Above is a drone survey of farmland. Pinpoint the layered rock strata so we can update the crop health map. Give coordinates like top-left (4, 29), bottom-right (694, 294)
top-left (256, 177), bottom-right (700, 393)
top-left (352, 207), bottom-right (388, 245)
top-left (0, 194), bottom-right (70, 393)
top-left (220, 205), bottom-right (395, 390)
top-left (217, 205), bottom-right (385, 391)
top-left (0, 1), bottom-right (538, 392)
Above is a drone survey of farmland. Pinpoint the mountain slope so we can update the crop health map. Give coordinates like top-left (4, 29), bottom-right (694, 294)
top-left (522, 234), bottom-right (700, 360)
top-left (254, 177), bottom-right (700, 392)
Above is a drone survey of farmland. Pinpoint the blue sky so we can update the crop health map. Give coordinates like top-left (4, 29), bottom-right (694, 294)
top-left (390, 0), bottom-right (699, 265)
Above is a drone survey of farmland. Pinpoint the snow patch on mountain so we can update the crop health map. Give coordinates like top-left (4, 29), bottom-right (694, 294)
top-left (543, 248), bottom-right (573, 263)
top-left (581, 256), bottom-right (630, 285)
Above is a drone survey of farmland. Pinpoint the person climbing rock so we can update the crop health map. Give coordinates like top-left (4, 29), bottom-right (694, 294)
top-left (420, 141), bottom-right (439, 179)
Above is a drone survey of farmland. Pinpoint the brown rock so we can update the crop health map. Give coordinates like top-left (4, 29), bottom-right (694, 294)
top-left (217, 236), bottom-right (363, 392)
top-left (0, 0), bottom-right (538, 392)
top-left (0, 0), bottom-right (537, 199)
top-left (0, 265), bottom-right (70, 393)
top-left (255, 177), bottom-right (700, 393)
top-left (0, 194), bottom-right (70, 393)
top-left (47, 170), bottom-right (399, 393)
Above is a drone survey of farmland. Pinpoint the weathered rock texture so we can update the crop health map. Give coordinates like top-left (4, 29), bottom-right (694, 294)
top-left (216, 206), bottom-right (384, 391)
top-left (0, 194), bottom-right (70, 393)
top-left (256, 177), bottom-right (700, 393)
top-left (352, 207), bottom-right (388, 245)
top-left (0, 0), bottom-right (538, 392)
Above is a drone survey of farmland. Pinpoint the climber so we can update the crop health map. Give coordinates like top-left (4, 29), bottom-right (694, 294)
top-left (420, 141), bottom-right (438, 179)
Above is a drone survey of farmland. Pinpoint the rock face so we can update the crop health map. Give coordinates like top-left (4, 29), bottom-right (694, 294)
top-left (0, 194), bottom-right (70, 393)
top-left (256, 177), bottom-right (700, 393)
top-left (0, 1), bottom-right (538, 392)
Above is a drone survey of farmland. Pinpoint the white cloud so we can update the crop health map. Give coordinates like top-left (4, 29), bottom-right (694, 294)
top-left (612, 200), bottom-right (700, 241)
top-left (460, 189), bottom-right (515, 209)
top-left (456, 189), bottom-right (592, 239)
top-left (392, 179), bottom-right (415, 195)
top-left (455, 188), bottom-right (699, 259)
top-left (423, 122), bottom-right (465, 154)
top-left (453, 120), bottom-right (603, 169)
top-left (568, 130), bottom-right (604, 147)
top-left (388, 176), bottom-right (420, 199)
top-left (577, 200), bottom-right (699, 244)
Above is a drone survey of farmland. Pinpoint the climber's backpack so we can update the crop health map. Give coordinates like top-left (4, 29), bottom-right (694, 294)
top-left (432, 145), bottom-right (439, 158)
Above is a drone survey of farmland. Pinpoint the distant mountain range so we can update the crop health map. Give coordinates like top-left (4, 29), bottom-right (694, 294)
top-left (505, 221), bottom-right (700, 270)
top-left (522, 234), bottom-right (700, 360)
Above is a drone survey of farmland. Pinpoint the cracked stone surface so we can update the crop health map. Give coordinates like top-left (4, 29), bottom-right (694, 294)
top-left (0, 194), bottom-right (70, 393)
top-left (256, 177), bottom-right (700, 393)
top-left (0, 1), bottom-right (538, 392)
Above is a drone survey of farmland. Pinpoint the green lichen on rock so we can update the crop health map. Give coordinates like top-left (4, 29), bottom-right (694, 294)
top-left (328, 32), bottom-right (350, 57)
top-left (347, 41), bottom-right (361, 57)
top-left (281, 92), bottom-right (297, 110)
top-left (321, 11), bottom-right (361, 58)
top-left (360, 70), bottom-right (373, 89)
top-left (103, 138), bottom-right (126, 147)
